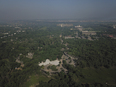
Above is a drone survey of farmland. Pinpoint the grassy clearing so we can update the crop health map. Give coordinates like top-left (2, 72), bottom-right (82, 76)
top-left (77, 67), bottom-right (116, 85)
top-left (40, 27), bottom-right (47, 30)
top-left (22, 73), bottom-right (51, 87)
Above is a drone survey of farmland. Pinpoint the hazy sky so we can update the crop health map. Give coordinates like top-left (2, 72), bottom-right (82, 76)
top-left (0, 0), bottom-right (116, 20)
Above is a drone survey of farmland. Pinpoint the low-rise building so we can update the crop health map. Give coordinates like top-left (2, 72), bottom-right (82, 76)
top-left (65, 36), bottom-right (75, 39)
top-left (75, 25), bottom-right (82, 28)
top-left (82, 31), bottom-right (96, 35)
top-left (39, 59), bottom-right (59, 66)
top-left (57, 24), bottom-right (73, 27)
top-left (75, 25), bottom-right (83, 31)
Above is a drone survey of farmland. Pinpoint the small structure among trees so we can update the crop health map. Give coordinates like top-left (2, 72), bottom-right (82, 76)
top-left (26, 52), bottom-right (34, 59)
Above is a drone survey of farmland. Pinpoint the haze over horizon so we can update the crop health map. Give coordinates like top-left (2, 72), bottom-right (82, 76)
top-left (0, 0), bottom-right (116, 21)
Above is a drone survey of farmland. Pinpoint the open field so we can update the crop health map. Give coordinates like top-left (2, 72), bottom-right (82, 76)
top-left (22, 73), bottom-right (51, 87)
top-left (75, 67), bottom-right (116, 85)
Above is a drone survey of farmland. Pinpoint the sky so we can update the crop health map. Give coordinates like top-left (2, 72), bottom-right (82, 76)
top-left (0, 0), bottom-right (116, 20)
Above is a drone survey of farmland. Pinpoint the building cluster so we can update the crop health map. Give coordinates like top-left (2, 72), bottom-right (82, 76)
top-left (75, 25), bottom-right (96, 36)
top-left (82, 31), bottom-right (96, 35)
top-left (60, 25), bottom-right (97, 40)
top-left (57, 24), bottom-right (73, 27)
top-left (75, 25), bottom-right (83, 31)
top-left (103, 34), bottom-right (116, 39)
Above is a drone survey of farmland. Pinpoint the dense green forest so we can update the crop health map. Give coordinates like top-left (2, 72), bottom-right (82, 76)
top-left (0, 21), bottom-right (116, 87)
top-left (66, 38), bottom-right (116, 68)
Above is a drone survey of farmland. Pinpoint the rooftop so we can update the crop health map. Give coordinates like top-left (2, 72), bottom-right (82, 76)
top-left (39, 59), bottom-right (59, 66)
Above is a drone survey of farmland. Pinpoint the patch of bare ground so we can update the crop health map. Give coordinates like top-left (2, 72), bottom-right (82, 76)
top-left (15, 55), bottom-right (24, 70)
top-left (30, 83), bottom-right (39, 87)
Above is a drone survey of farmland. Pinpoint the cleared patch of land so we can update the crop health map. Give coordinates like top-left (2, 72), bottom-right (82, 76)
top-left (22, 74), bottom-right (51, 87)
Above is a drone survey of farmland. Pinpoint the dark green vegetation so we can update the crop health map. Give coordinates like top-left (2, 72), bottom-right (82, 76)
top-left (38, 68), bottom-right (116, 87)
top-left (66, 38), bottom-right (116, 68)
top-left (47, 65), bottom-right (58, 71)
top-left (0, 21), bottom-right (116, 87)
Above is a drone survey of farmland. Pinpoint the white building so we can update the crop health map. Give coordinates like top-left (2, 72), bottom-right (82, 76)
top-left (39, 59), bottom-right (59, 66)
